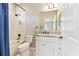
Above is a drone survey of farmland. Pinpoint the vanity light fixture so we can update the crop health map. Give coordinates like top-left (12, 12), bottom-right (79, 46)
top-left (46, 3), bottom-right (55, 9)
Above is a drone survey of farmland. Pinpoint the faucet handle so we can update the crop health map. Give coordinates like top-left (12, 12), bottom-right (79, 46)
top-left (59, 36), bottom-right (63, 39)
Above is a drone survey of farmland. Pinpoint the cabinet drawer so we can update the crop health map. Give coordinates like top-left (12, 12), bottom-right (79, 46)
top-left (36, 40), bottom-right (54, 48)
top-left (40, 41), bottom-right (54, 47)
top-left (36, 36), bottom-right (61, 43)
top-left (36, 41), bottom-right (54, 56)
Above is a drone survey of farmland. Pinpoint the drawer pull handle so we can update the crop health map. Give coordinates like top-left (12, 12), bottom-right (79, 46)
top-left (42, 44), bottom-right (46, 46)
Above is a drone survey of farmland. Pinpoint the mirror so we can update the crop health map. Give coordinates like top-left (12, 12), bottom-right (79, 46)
top-left (44, 16), bottom-right (56, 31)
top-left (39, 9), bottom-right (61, 33)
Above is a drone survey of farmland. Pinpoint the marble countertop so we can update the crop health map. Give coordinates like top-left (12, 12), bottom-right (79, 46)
top-left (36, 33), bottom-right (62, 38)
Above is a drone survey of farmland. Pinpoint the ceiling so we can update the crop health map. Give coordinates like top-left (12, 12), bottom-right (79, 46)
top-left (17, 3), bottom-right (64, 13)
top-left (17, 3), bottom-right (47, 12)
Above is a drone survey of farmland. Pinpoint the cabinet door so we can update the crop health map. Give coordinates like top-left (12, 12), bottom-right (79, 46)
top-left (54, 43), bottom-right (63, 56)
top-left (37, 41), bottom-right (54, 56)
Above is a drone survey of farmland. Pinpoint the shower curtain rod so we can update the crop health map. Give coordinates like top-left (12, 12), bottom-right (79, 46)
top-left (15, 3), bottom-right (26, 11)
top-left (15, 3), bottom-right (33, 17)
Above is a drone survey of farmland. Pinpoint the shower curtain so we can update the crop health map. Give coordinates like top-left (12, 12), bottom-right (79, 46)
top-left (0, 3), bottom-right (10, 56)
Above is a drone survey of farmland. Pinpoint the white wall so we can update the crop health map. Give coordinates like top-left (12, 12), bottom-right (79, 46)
top-left (15, 5), bottom-right (26, 43)
top-left (9, 4), bottom-right (27, 55)
top-left (61, 3), bottom-right (79, 56)
top-left (25, 12), bottom-right (39, 35)
top-left (18, 4), bottom-right (40, 35)
top-left (9, 4), bottom-right (18, 56)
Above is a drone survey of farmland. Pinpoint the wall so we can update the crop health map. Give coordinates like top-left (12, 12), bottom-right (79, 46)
top-left (15, 4), bottom-right (26, 43)
top-left (18, 4), bottom-right (39, 35)
top-left (61, 3), bottom-right (79, 56)
top-left (9, 4), bottom-right (18, 56)
top-left (9, 4), bottom-right (27, 55)
top-left (24, 12), bottom-right (39, 35)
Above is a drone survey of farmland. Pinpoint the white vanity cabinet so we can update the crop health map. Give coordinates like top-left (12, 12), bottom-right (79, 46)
top-left (36, 36), bottom-right (63, 56)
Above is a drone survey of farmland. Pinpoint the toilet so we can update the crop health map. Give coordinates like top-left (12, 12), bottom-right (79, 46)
top-left (25, 35), bottom-right (33, 43)
top-left (17, 35), bottom-right (33, 56)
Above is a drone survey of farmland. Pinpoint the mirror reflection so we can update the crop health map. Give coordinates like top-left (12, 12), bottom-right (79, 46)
top-left (44, 16), bottom-right (56, 31)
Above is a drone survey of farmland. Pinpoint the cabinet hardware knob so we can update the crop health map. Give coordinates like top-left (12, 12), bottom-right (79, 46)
top-left (58, 48), bottom-right (61, 50)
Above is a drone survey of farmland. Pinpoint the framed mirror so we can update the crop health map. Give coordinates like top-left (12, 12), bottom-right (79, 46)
top-left (39, 9), bottom-right (61, 33)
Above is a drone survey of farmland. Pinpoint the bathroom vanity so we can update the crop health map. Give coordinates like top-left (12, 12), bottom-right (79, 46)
top-left (36, 6), bottom-right (63, 56)
top-left (36, 34), bottom-right (63, 56)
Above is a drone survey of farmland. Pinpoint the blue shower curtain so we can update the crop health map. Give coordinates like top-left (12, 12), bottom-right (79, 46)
top-left (0, 3), bottom-right (10, 56)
